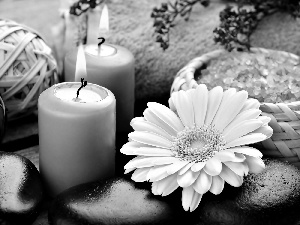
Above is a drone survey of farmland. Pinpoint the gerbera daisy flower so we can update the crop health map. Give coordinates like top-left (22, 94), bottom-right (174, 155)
top-left (121, 84), bottom-right (273, 212)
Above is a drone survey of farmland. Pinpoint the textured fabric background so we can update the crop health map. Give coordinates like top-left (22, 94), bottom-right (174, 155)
top-left (1, 0), bottom-right (300, 102)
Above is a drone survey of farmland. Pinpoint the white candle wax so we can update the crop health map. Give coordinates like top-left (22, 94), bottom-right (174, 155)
top-left (54, 86), bottom-right (102, 103)
top-left (85, 44), bottom-right (116, 57)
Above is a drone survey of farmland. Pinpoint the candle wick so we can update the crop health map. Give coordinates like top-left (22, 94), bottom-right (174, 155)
top-left (98, 37), bottom-right (105, 56)
top-left (76, 78), bottom-right (88, 99)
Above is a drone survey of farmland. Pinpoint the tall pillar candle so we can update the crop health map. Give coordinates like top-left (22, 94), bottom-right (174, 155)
top-left (38, 82), bottom-right (116, 196)
top-left (64, 44), bottom-right (134, 132)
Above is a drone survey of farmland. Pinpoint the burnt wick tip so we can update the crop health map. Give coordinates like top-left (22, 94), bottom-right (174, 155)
top-left (76, 78), bottom-right (88, 99)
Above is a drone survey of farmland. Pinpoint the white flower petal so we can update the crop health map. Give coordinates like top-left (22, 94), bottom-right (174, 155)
top-left (212, 90), bottom-right (248, 131)
top-left (186, 87), bottom-right (196, 97)
top-left (191, 162), bottom-right (206, 172)
top-left (240, 98), bottom-right (260, 112)
top-left (209, 175), bottom-right (224, 195)
top-left (227, 147), bottom-right (263, 158)
top-left (125, 156), bottom-right (178, 169)
top-left (249, 125), bottom-right (273, 139)
top-left (245, 155), bottom-right (265, 174)
top-left (155, 175), bottom-right (178, 196)
top-left (216, 88), bottom-right (237, 116)
top-left (203, 157), bottom-right (222, 176)
top-left (193, 84), bottom-right (208, 127)
top-left (204, 86), bottom-right (223, 125)
top-left (219, 164), bottom-right (243, 187)
top-left (133, 147), bottom-right (173, 157)
top-left (143, 108), bottom-right (178, 137)
top-left (124, 156), bottom-right (147, 171)
top-left (222, 88), bottom-right (237, 100)
top-left (225, 133), bottom-right (267, 148)
top-left (213, 150), bottom-right (238, 162)
top-left (120, 142), bottom-right (148, 155)
top-left (182, 186), bottom-right (195, 211)
top-left (186, 89), bottom-right (197, 124)
top-left (193, 169), bottom-right (212, 194)
top-left (157, 173), bottom-right (179, 196)
top-left (168, 97), bottom-right (176, 112)
top-left (172, 90), bottom-right (194, 128)
top-left (223, 109), bottom-right (262, 133)
top-left (223, 161), bottom-right (249, 176)
top-left (215, 152), bottom-right (246, 163)
top-left (190, 192), bottom-right (203, 212)
top-left (131, 117), bottom-right (146, 123)
top-left (233, 153), bottom-right (246, 162)
top-left (129, 131), bottom-right (172, 148)
top-left (147, 102), bottom-right (185, 132)
top-left (223, 119), bottom-right (263, 143)
top-left (257, 115), bottom-right (271, 126)
top-left (152, 181), bottom-right (159, 195)
top-left (131, 167), bottom-right (151, 182)
top-left (130, 119), bottom-right (174, 141)
top-left (166, 160), bottom-right (189, 175)
top-left (177, 169), bottom-right (200, 187)
top-left (210, 88), bottom-right (236, 126)
top-left (125, 168), bottom-right (135, 174)
top-left (178, 162), bottom-right (195, 175)
top-left (147, 165), bottom-right (169, 182)
top-left (121, 142), bottom-right (173, 157)
top-left (152, 157), bottom-right (181, 166)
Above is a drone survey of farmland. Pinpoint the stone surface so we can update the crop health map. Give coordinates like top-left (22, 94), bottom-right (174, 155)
top-left (16, 147), bottom-right (40, 171)
top-left (194, 159), bottom-right (300, 225)
top-left (251, 12), bottom-right (300, 55)
top-left (48, 176), bottom-right (194, 225)
top-left (0, 151), bottom-right (44, 225)
top-left (48, 159), bottom-right (300, 225)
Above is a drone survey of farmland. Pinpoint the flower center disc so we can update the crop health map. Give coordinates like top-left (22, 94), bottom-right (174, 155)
top-left (171, 125), bottom-right (226, 163)
top-left (190, 140), bottom-right (206, 150)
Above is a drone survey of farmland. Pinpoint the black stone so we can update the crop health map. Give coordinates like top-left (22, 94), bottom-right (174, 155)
top-left (48, 176), bottom-right (196, 225)
top-left (193, 158), bottom-right (300, 225)
top-left (0, 151), bottom-right (44, 225)
top-left (48, 159), bottom-right (300, 225)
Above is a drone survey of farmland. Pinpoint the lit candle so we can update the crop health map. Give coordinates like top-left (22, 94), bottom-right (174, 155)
top-left (38, 47), bottom-right (116, 196)
top-left (64, 4), bottom-right (135, 132)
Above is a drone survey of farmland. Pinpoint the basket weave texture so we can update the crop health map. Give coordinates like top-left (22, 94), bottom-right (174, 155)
top-left (171, 47), bottom-right (300, 168)
top-left (0, 19), bottom-right (58, 120)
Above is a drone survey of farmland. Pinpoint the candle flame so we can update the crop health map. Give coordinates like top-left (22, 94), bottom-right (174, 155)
top-left (75, 44), bottom-right (87, 82)
top-left (98, 4), bottom-right (109, 38)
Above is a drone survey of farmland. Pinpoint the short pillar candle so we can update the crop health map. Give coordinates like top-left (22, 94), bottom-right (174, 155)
top-left (38, 82), bottom-right (116, 196)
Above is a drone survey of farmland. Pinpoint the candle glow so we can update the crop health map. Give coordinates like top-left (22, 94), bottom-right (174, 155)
top-left (98, 4), bottom-right (109, 38)
top-left (75, 44), bottom-right (87, 82)
top-left (98, 4), bottom-right (109, 55)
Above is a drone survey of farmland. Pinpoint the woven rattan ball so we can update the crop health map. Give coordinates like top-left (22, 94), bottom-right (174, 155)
top-left (0, 95), bottom-right (5, 144)
top-left (0, 19), bottom-right (58, 120)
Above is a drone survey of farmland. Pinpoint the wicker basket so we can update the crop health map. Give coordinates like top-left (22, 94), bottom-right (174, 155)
top-left (171, 47), bottom-right (300, 168)
top-left (0, 19), bottom-right (58, 120)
